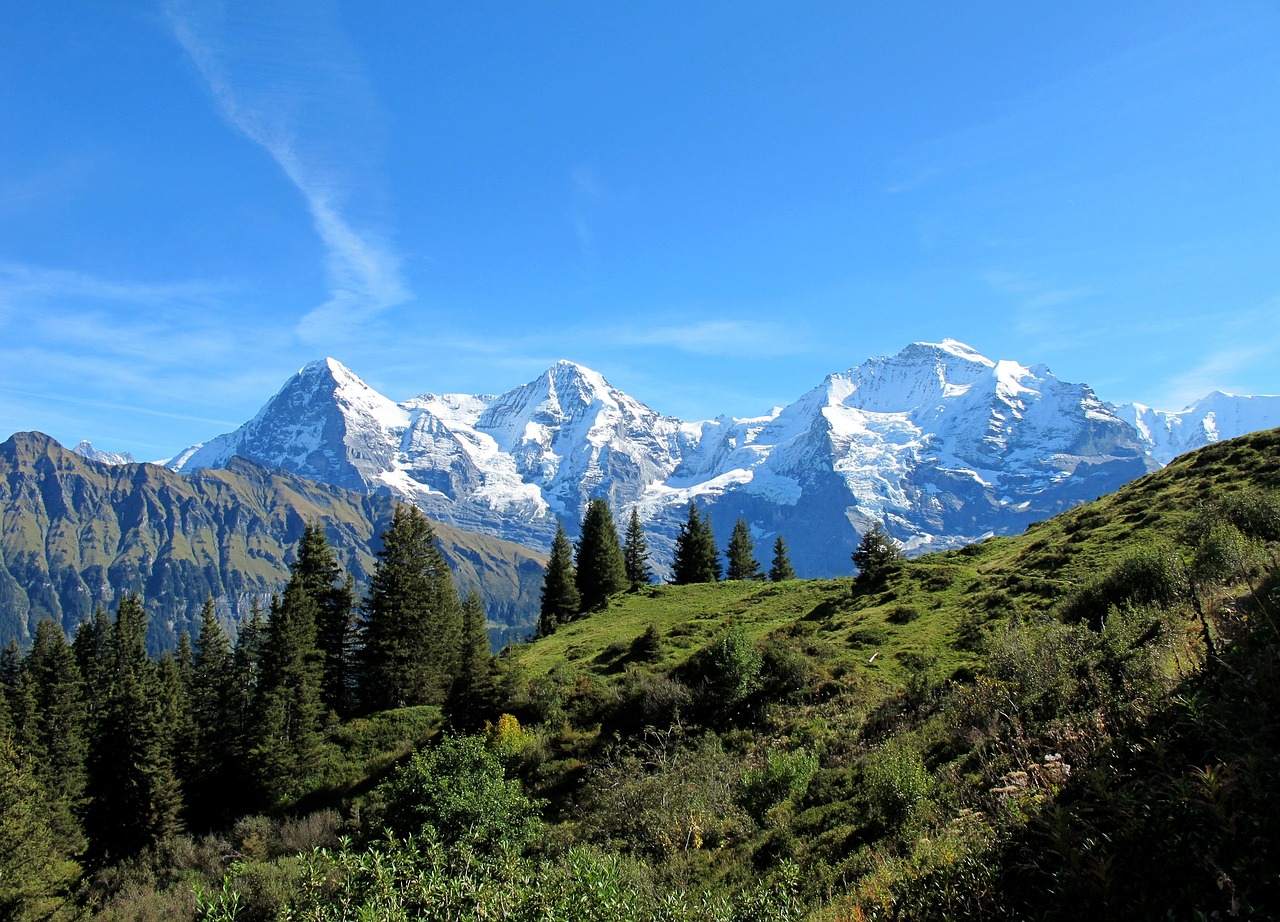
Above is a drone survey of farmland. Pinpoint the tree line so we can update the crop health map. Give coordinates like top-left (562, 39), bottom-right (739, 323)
top-left (0, 505), bottom-right (496, 901)
top-left (538, 500), bottom-right (797, 637)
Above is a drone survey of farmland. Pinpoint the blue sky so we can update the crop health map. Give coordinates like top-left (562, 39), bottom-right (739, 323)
top-left (2, 1), bottom-right (1278, 460)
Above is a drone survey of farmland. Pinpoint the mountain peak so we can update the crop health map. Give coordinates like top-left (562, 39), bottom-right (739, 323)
top-left (72, 440), bottom-right (135, 465)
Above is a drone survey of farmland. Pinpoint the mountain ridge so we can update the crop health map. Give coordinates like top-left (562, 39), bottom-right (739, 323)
top-left (0, 431), bottom-right (544, 651)
top-left (157, 341), bottom-right (1280, 576)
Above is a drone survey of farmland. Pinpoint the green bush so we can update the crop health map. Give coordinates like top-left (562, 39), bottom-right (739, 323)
top-left (374, 733), bottom-right (542, 857)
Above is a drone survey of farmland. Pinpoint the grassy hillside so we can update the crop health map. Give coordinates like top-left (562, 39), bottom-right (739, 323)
top-left (24, 427), bottom-right (1280, 921)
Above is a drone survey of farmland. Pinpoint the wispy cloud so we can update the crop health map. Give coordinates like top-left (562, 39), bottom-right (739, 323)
top-left (165, 0), bottom-right (409, 342)
top-left (612, 319), bottom-right (811, 357)
top-left (981, 269), bottom-right (1097, 348)
top-left (1162, 345), bottom-right (1271, 409)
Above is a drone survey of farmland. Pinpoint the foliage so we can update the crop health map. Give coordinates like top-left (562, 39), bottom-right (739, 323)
top-left (575, 498), bottom-right (628, 612)
top-left (769, 536), bottom-right (796, 582)
top-left (538, 520), bottom-right (580, 636)
top-left (374, 733), bottom-right (543, 857)
top-left (726, 518), bottom-right (763, 581)
top-left (852, 522), bottom-right (904, 582)
top-left (671, 503), bottom-right (721, 584)
top-left (360, 505), bottom-right (462, 710)
top-left (623, 507), bottom-right (654, 590)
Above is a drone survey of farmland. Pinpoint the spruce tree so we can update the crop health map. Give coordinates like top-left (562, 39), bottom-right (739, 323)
top-left (539, 521), bottom-right (580, 636)
top-left (623, 507), bottom-right (654, 590)
top-left (251, 580), bottom-right (326, 807)
top-left (769, 535), bottom-right (796, 582)
top-left (188, 598), bottom-right (240, 829)
top-left (22, 620), bottom-right (88, 857)
top-left (0, 720), bottom-right (80, 921)
top-left (446, 590), bottom-right (495, 730)
top-left (852, 521), bottom-right (904, 583)
top-left (725, 518), bottom-right (763, 581)
top-left (361, 505), bottom-right (462, 711)
top-left (293, 523), bottom-right (356, 716)
top-left (575, 498), bottom-right (628, 612)
top-left (672, 503), bottom-right (721, 584)
top-left (83, 594), bottom-right (184, 867)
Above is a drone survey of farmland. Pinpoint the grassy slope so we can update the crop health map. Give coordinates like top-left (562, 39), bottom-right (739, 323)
top-left (516, 427), bottom-right (1280, 689)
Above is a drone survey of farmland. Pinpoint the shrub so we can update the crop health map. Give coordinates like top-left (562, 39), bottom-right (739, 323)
top-left (375, 733), bottom-right (542, 857)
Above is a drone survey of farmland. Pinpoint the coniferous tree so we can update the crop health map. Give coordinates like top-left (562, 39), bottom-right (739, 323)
top-left (623, 507), bottom-right (654, 590)
top-left (539, 521), bottom-right (580, 636)
top-left (575, 498), bottom-right (628, 612)
top-left (229, 600), bottom-right (266, 734)
top-left (446, 590), bottom-right (496, 730)
top-left (24, 619), bottom-right (88, 857)
top-left (852, 521), bottom-right (904, 583)
top-left (725, 518), bottom-right (763, 581)
top-left (84, 594), bottom-right (183, 867)
top-left (769, 536), bottom-right (796, 582)
top-left (0, 718), bottom-right (80, 922)
top-left (361, 505), bottom-right (462, 711)
top-left (251, 579), bottom-right (326, 807)
top-left (293, 523), bottom-right (357, 716)
top-left (187, 598), bottom-right (240, 829)
top-left (672, 503), bottom-right (721, 584)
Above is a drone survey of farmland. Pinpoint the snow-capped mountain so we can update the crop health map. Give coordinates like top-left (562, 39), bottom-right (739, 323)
top-left (72, 440), bottom-right (135, 465)
top-left (166, 341), bottom-right (1277, 577)
top-left (1114, 391), bottom-right (1280, 465)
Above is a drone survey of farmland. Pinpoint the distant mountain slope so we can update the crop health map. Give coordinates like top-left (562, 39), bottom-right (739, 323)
top-left (0, 432), bottom-right (544, 651)
top-left (1115, 391), bottom-right (1280, 464)
top-left (167, 340), bottom-right (1198, 575)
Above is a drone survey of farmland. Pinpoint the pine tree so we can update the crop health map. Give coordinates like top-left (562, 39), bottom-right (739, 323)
top-left (672, 503), bottom-right (721, 584)
top-left (0, 719), bottom-right (80, 922)
top-left (575, 498), bottom-right (628, 612)
top-left (83, 594), bottom-right (184, 867)
top-left (623, 507), bottom-right (654, 590)
top-left (360, 505), bottom-right (462, 711)
top-left (539, 521), bottom-right (580, 636)
top-left (769, 535), bottom-right (796, 582)
top-left (293, 523), bottom-right (356, 717)
top-left (446, 590), bottom-right (495, 730)
top-left (24, 619), bottom-right (88, 857)
top-left (187, 598), bottom-right (240, 829)
top-left (725, 518), bottom-right (763, 581)
top-left (852, 521), bottom-right (904, 583)
top-left (250, 579), bottom-right (326, 808)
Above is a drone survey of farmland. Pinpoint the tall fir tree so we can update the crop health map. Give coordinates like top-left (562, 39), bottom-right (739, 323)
top-left (623, 507), bottom-right (654, 590)
top-left (187, 598), bottom-right (241, 829)
top-left (769, 535), bottom-right (796, 582)
top-left (83, 594), bottom-right (184, 867)
top-left (250, 579), bottom-right (326, 808)
top-left (852, 521), bottom-right (904, 582)
top-left (672, 503), bottom-right (721, 584)
top-left (575, 498), bottom-right (628, 612)
top-left (0, 717), bottom-right (80, 922)
top-left (725, 518), bottom-right (763, 581)
top-left (361, 505), bottom-right (462, 711)
top-left (24, 620), bottom-right (88, 857)
top-left (292, 523), bottom-right (357, 717)
top-left (446, 590), bottom-right (496, 730)
top-left (539, 521), bottom-right (580, 636)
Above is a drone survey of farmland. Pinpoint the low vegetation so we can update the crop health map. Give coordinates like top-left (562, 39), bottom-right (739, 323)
top-left (2, 429), bottom-right (1279, 919)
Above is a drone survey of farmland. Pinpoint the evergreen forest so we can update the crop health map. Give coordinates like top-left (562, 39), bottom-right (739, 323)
top-left (4, 429), bottom-right (1280, 920)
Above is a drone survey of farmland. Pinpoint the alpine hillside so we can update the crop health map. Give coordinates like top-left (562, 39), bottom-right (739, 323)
top-left (164, 340), bottom-right (1280, 576)
top-left (0, 432), bottom-right (545, 651)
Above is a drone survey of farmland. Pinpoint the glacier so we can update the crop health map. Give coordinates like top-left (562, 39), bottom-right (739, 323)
top-left (163, 341), bottom-right (1280, 578)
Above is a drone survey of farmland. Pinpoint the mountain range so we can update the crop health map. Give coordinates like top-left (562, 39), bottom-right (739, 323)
top-left (159, 339), bottom-right (1280, 577)
top-left (0, 432), bottom-right (544, 651)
